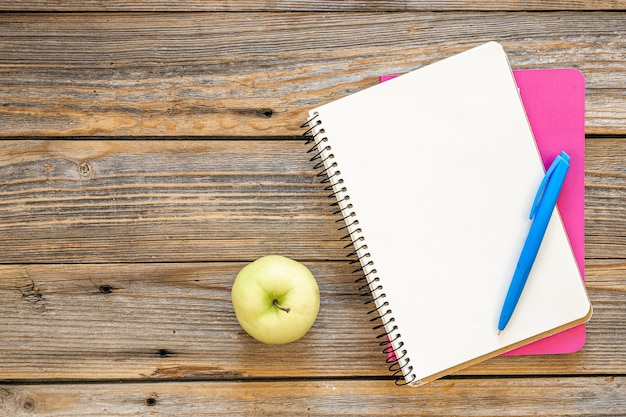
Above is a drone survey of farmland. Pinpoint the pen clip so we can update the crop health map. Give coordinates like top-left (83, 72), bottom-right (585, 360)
top-left (530, 151), bottom-right (570, 219)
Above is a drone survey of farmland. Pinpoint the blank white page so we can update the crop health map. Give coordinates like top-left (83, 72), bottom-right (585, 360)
top-left (308, 42), bottom-right (591, 386)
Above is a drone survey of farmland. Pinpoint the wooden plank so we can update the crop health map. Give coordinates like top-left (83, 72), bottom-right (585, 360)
top-left (0, 259), bottom-right (622, 381)
top-left (0, 138), bottom-right (624, 263)
top-left (1, 1), bottom-right (625, 11)
top-left (587, 90), bottom-right (626, 135)
top-left (0, 378), bottom-right (624, 416)
top-left (0, 261), bottom-right (385, 381)
top-left (0, 140), bottom-right (347, 263)
top-left (0, 12), bottom-right (624, 137)
top-left (585, 137), bottom-right (626, 260)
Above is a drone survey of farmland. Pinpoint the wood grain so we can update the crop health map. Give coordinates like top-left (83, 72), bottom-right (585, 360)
top-left (585, 137), bottom-right (626, 260)
top-left (0, 138), bottom-right (624, 263)
top-left (1, 138), bottom-right (623, 381)
top-left (0, 262), bottom-right (386, 381)
top-left (2, 1), bottom-right (625, 11)
top-left (0, 12), bottom-right (624, 137)
top-left (0, 140), bottom-right (347, 263)
top-left (0, 253), bottom-right (622, 381)
top-left (0, 378), bottom-right (624, 417)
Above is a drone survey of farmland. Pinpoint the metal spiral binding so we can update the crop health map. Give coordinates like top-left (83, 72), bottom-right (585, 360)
top-left (302, 113), bottom-right (417, 386)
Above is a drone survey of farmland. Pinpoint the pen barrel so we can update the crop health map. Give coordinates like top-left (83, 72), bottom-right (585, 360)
top-left (524, 160), bottom-right (569, 252)
top-left (499, 153), bottom-right (570, 331)
top-left (499, 263), bottom-right (532, 329)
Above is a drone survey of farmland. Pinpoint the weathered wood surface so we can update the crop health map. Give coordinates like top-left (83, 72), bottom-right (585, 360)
top-left (0, 259), bottom-right (623, 381)
top-left (0, 378), bottom-right (625, 417)
top-left (0, 261), bottom-right (385, 381)
top-left (2, 0), bottom-right (626, 11)
top-left (0, 139), bottom-right (624, 263)
top-left (0, 138), bottom-right (624, 383)
top-left (0, 12), bottom-right (624, 137)
top-left (0, 4), bottom-right (625, 417)
top-left (0, 140), bottom-right (345, 263)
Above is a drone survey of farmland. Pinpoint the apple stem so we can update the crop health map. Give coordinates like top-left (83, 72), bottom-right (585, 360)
top-left (273, 299), bottom-right (291, 313)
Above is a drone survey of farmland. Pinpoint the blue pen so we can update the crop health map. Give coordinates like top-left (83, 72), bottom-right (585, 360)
top-left (498, 151), bottom-right (571, 333)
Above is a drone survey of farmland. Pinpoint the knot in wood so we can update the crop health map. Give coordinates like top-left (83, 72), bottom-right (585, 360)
top-left (98, 285), bottom-right (113, 294)
top-left (78, 161), bottom-right (93, 178)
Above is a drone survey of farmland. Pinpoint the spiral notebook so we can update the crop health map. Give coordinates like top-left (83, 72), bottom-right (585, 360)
top-left (381, 67), bottom-right (587, 356)
top-left (304, 42), bottom-right (592, 386)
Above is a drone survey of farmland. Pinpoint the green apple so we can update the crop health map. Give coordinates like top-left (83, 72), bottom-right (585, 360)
top-left (231, 255), bottom-right (320, 344)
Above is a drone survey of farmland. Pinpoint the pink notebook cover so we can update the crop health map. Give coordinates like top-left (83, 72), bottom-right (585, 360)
top-left (381, 68), bottom-right (586, 356)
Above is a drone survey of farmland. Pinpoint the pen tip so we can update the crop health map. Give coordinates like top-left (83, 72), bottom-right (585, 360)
top-left (498, 330), bottom-right (501, 335)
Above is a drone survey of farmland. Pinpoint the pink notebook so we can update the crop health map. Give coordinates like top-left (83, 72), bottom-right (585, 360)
top-left (381, 68), bottom-right (586, 356)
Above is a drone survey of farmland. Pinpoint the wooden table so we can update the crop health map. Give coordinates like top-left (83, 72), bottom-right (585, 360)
top-left (1, 2), bottom-right (624, 416)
